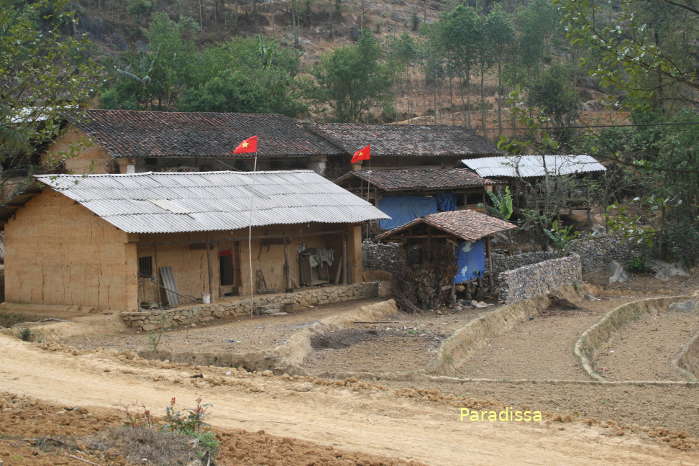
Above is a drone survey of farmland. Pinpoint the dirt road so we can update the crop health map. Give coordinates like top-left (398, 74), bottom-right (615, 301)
top-left (0, 336), bottom-right (696, 465)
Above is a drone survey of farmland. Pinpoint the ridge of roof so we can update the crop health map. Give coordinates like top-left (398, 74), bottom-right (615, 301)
top-left (377, 209), bottom-right (516, 243)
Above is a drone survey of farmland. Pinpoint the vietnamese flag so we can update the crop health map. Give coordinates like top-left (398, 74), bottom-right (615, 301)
top-left (231, 135), bottom-right (258, 154)
top-left (351, 144), bottom-right (371, 164)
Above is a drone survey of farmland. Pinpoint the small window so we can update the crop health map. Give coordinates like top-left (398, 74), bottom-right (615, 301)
top-left (139, 256), bottom-right (153, 278)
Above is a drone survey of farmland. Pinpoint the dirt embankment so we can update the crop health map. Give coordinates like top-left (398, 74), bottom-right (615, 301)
top-left (0, 393), bottom-right (421, 466)
top-left (1, 335), bottom-right (697, 465)
top-left (595, 306), bottom-right (699, 381)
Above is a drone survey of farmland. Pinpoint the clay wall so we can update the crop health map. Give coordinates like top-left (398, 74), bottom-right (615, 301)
top-left (136, 222), bottom-right (364, 306)
top-left (4, 190), bottom-right (137, 310)
top-left (42, 127), bottom-right (114, 174)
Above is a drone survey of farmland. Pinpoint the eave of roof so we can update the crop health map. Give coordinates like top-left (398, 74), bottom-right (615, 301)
top-left (376, 209), bottom-right (517, 243)
top-left (462, 154), bottom-right (606, 178)
top-left (32, 170), bottom-right (390, 234)
top-left (335, 167), bottom-right (493, 192)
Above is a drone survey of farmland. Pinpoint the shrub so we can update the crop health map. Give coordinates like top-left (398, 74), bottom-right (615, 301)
top-left (18, 327), bottom-right (32, 341)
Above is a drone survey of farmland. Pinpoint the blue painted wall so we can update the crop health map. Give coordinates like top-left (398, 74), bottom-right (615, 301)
top-left (378, 193), bottom-right (458, 230)
top-left (454, 239), bottom-right (487, 283)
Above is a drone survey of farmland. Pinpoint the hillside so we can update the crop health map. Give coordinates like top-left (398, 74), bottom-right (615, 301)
top-left (72, 0), bottom-right (624, 136)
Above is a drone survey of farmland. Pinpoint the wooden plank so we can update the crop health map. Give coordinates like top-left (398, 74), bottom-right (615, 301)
top-left (159, 266), bottom-right (179, 307)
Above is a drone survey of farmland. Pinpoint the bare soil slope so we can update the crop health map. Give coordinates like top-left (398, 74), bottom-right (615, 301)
top-left (0, 335), bottom-right (697, 465)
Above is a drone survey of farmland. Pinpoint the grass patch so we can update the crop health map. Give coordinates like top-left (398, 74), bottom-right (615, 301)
top-left (0, 312), bottom-right (40, 328)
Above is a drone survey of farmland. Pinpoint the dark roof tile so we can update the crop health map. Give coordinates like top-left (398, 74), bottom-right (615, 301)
top-left (312, 123), bottom-right (500, 157)
top-left (377, 209), bottom-right (516, 242)
top-left (336, 167), bottom-right (493, 192)
top-left (72, 110), bottom-right (344, 158)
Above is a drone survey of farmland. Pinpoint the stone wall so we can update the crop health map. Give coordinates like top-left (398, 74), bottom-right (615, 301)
top-left (498, 255), bottom-right (582, 304)
top-left (566, 234), bottom-right (636, 273)
top-left (491, 251), bottom-right (560, 278)
top-left (363, 240), bottom-right (403, 271)
top-left (493, 234), bottom-right (636, 279)
top-left (121, 282), bottom-right (379, 332)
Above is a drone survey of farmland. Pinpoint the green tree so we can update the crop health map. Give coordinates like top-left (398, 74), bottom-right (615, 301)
top-left (555, 0), bottom-right (698, 112)
top-left (101, 13), bottom-right (197, 110)
top-left (485, 6), bottom-right (515, 135)
top-left (506, 0), bottom-right (559, 85)
top-left (308, 31), bottom-right (394, 122)
top-left (526, 64), bottom-right (580, 138)
top-left (0, 0), bottom-right (99, 170)
top-left (179, 36), bottom-right (306, 116)
top-left (426, 4), bottom-right (481, 127)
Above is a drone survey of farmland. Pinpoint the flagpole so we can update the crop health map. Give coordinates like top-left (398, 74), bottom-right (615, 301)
top-left (248, 153), bottom-right (257, 318)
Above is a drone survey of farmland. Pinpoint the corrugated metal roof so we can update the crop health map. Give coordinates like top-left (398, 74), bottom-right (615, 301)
top-left (461, 155), bottom-right (606, 178)
top-left (35, 170), bottom-right (389, 234)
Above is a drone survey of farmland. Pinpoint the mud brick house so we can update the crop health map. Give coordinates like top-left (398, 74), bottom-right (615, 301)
top-left (41, 110), bottom-right (501, 179)
top-left (1, 170), bottom-right (387, 312)
top-left (42, 109), bottom-right (345, 176)
top-left (377, 210), bottom-right (516, 302)
top-left (335, 167), bottom-right (497, 231)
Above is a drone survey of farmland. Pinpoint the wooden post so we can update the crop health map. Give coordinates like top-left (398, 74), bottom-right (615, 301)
top-left (486, 237), bottom-right (495, 292)
top-left (153, 243), bottom-right (162, 308)
top-left (205, 238), bottom-right (213, 303)
top-left (342, 234), bottom-right (348, 284)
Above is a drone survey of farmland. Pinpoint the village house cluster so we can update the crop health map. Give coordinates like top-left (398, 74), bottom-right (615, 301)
top-left (0, 109), bottom-right (605, 314)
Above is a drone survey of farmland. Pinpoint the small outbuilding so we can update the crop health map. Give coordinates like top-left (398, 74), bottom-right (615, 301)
top-left (1, 170), bottom-right (388, 312)
top-left (377, 210), bottom-right (516, 306)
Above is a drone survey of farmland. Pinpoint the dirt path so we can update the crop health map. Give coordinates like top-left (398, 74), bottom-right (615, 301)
top-left (456, 306), bottom-right (606, 380)
top-left (595, 309), bottom-right (699, 381)
top-left (0, 336), bottom-right (696, 465)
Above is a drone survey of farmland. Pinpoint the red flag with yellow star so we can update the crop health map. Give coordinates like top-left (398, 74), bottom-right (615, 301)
top-left (351, 144), bottom-right (371, 164)
top-left (231, 135), bottom-right (258, 154)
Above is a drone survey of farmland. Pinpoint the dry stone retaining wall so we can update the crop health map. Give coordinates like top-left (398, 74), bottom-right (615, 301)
top-left (121, 282), bottom-right (379, 332)
top-left (497, 255), bottom-right (582, 304)
top-left (566, 234), bottom-right (636, 273)
top-left (362, 240), bottom-right (403, 271)
top-left (136, 299), bottom-right (398, 374)
top-left (491, 251), bottom-right (560, 278)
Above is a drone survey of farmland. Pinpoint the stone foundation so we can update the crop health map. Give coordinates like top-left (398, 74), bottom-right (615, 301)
top-left (121, 282), bottom-right (380, 332)
top-left (498, 255), bottom-right (582, 304)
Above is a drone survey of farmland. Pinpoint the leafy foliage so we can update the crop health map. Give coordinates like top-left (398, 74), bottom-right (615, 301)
top-left (486, 186), bottom-right (514, 220)
top-left (307, 31), bottom-right (394, 122)
top-left (0, 0), bottom-right (100, 169)
top-left (555, 0), bottom-right (698, 110)
top-left (102, 16), bottom-right (305, 116)
top-left (544, 219), bottom-right (580, 250)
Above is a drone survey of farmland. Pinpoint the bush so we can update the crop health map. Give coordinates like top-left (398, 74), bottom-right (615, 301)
top-left (626, 255), bottom-right (653, 274)
top-left (127, 0), bottom-right (153, 17)
top-left (18, 327), bottom-right (32, 341)
top-left (90, 397), bottom-right (220, 464)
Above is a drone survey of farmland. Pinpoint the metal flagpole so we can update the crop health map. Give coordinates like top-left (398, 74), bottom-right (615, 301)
top-left (248, 153), bottom-right (257, 318)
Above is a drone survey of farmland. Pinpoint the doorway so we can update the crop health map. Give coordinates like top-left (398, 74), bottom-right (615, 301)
top-left (218, 245), bottom-right (240, 296)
